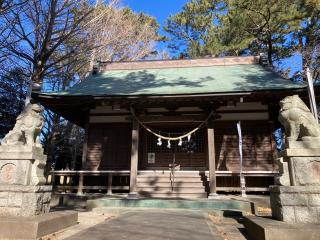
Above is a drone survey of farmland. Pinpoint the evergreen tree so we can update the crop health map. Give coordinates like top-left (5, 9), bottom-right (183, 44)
top-left (225, 0), bottom-right (301, 65)
top-left (164, 0), bottom-right (228, 57)
top-left (291, 0), bottom-right (320, 81)
top-left (164, 0), bottom-right (302, 66)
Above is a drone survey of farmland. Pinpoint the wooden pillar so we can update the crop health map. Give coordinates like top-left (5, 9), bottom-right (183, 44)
top-left (77, 124), bottom-right (88, 195)
top-left (129, 119), bottom-right (139, 197)
top-left (107, 173), bottom-right (113, 195)
top-left (240, 174), bottom-right (246, 196)
top-left (207, 119), bottom-right (217, 198)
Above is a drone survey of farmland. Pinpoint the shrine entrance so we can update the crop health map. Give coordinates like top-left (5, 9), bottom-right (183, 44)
top-left (139, 126), bottom-right (208, 171)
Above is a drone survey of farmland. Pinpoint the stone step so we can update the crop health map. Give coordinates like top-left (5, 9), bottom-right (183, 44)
top-left (137, 192), bottom-right (208, 199)
top-left (137, 187), bottom-right (206, 193)
top-left (87, 198), bottom-right (255, 213)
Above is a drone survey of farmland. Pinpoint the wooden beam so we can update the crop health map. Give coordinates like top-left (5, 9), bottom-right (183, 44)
top-left (129, 119), bottom-right (139, 197)
top-left (140, 114), bottom-right (209, 123)
top-left (207, 119), bottom-right (217, 198)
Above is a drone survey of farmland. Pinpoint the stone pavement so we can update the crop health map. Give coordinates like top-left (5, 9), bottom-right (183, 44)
top-left (63, 209), bottom-right (225, 240)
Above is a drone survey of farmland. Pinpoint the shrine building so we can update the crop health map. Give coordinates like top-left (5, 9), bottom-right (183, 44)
top-left (32, 56), bottom-right (306, 198)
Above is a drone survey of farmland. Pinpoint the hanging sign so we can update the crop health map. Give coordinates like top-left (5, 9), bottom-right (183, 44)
top-left (148, 153), bottom-right (155, 164)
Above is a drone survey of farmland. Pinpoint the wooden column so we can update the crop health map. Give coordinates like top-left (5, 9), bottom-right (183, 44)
top-left (107, 173), bottom-right (113, 195)
top-left (129, 119), bottom-right (139, 197)
top-left (77, 124), bottom-right (88, 195)
top-left (207, 119), bottom-right (217, 198)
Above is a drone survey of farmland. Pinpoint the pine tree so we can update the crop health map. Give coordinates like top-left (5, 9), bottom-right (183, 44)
top-left (164, 0), bottom-right (228, 57)
top-left (290, 0), bottom-right (320, 81)
top-left (225, 0), bottom-right (301, 65)
top-left (164, 0), bottom-right (302, 66)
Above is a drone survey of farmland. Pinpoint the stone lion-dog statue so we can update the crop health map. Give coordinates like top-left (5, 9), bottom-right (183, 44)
top-left (1, 102), bottom-right (44, 146)
top-left (278, 95), bottom-right (320, 141)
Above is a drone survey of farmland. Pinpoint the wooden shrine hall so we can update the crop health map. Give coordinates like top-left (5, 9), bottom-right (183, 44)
top-left (33, 56), bottom-right (306, 198)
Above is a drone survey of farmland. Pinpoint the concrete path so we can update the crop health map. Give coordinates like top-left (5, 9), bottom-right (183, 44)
top-left (65, 209), bottom-right (223, 240)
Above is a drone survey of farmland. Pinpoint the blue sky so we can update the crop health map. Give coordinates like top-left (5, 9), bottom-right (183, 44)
top-left (123, 0), bottom-right (188, 54)
top-left (122, 0), bottom-right (302, 77)
top-left (123, 0), bottom-right (187, 26)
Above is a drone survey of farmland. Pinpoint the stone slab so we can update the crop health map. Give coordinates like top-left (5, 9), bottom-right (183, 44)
top-left (65, 209), bottom-right (222, 240)
top-left (0, 149), bottom-right (47, 186)
top-left (290, 156), bottom-right (320, 185)
top-left (244, 216), bottom-right (320, 240)
top-left (0, 160), bottom-right (32, 185)
top-left (286, 139), bottom-right (320, 149)
top-left (0, 146), bottom-right (45, 160)
top-left (280, 148), bottom-right (320, 157)
top-left (270, 185), bottom-right (320, 223)
top-left (0, 185), bottom-right (52, 217)
top-left (87, 198), bottom-right (255, 213)
top-left (0, 210), bottom-right (78, 240)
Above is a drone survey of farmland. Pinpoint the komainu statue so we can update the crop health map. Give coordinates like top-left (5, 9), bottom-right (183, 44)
top-left (278, 95), bottom-right (320, 141)
top-left (1, 102), bottom-right (44, 147)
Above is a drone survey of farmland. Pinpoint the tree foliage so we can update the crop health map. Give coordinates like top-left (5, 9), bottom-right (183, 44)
top-left (0, 0), bottom-right (161, 169)
top-left (84, 0), bottom-right (160, 71)
top-left (164, 0), bottom-right (227, 57)
top-left (164, 0), bottom-right (320, 80)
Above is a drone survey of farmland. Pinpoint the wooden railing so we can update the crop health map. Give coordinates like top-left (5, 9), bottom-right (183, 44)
top-left (207, 170), bottom-right (279, 192)
top-left (48, 170), bottom-right (278, 195)
top-left (49, 170), bottom-right (130, 195)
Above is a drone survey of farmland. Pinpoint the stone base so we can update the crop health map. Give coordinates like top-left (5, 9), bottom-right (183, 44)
top-left (286, 138), bottom-right (320, 149)
top-left (279, 148), bottom-right (320, 186)
top-left (274, 157), bottom-right (290, 186)
top-left (270, 185), bottom-right (320, 223)
top-left (244, 216), bottom-right (320, 240)
top-left (0, 185), bottom-right (52, 217)
top-left (208, 193), bottom-right (219, 199)
top-left (0, 146), bottom-right (47, 186)
top-left (0, 210), bottom-right (78, 239)
top-left (127, 192), bottom-right (139, 199)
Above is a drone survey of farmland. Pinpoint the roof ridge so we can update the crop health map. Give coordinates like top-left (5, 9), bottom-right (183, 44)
top-left (97, 56), bottom-right (260, 72)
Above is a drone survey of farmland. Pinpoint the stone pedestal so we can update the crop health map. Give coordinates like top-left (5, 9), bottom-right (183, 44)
top-left (0, 146), bottom-right (52, 217)
top-left (271, 147), bottom-right (320, 223)
top-left (270, 185), bottom-right (320, 223)
top-left (0, 185), bottom-right (52, 217)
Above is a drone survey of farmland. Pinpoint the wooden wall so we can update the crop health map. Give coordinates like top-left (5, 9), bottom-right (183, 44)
top-left (86, 123), bottom-right (131, 170)
top-left (85, 120), bottom-right (275, 172)
top-left (215, 120), bottom-right (275, 171)
top-left (139, 120), bottom-right (275, 171)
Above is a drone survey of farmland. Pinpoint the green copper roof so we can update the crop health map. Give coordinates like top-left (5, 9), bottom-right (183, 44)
top-left (44, 64), bottom-right (304, 96)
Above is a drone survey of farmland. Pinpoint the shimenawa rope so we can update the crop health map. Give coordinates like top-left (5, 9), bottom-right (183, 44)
top-left (130, 109), bottom-right (214, 141)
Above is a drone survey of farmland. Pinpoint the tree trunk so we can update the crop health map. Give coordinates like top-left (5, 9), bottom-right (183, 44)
top-left (267, 34), bottom-right (273, 66)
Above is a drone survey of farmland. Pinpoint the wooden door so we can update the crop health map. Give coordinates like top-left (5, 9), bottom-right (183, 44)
top-left (140, 126), bottom-right (207, 170)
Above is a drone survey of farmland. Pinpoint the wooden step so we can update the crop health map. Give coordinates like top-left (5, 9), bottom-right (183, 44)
top-left (137, 172), bottom-right (205, 177)
top-left (137, 178), bottom-right (204, 183)
top-left (137, 182), bottom-right (205, 188)
top-left (136, 171), bottom-right (207, 199)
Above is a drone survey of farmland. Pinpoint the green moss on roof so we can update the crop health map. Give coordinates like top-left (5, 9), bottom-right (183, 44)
top-left (44, 64), bottom-right (304, 96)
